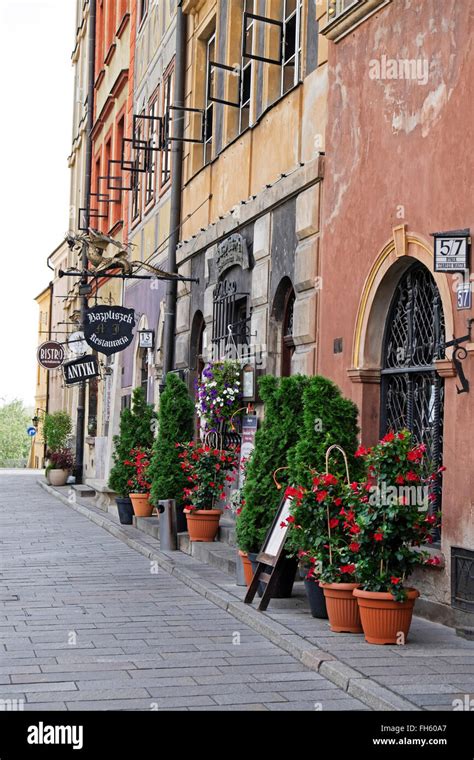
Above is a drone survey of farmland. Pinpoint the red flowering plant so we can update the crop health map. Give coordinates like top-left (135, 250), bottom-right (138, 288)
top-left (284, 474), bottom-right (361, 584)
top-left (178, 441), bottom-right (240, 512)
top-left (124, 448), bottom-right (152, 495)
top-left (353, 429), bottom-right (442, 602)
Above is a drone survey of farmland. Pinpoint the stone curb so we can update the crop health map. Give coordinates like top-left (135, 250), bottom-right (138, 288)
top-left (38, 480), bottom-right (421, 712)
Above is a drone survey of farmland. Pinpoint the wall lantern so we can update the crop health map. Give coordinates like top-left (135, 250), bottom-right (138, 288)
top-left (139, 330), bottom-right (155, 350)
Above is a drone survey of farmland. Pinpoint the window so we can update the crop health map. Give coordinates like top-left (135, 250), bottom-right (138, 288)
top-left (112, 116), bottom-right (124, 226)
top-left (240, 3), bottom-right (254, 132)
top-left (204, 33), bottom-right (216, 164)
top-left (131, 118), bottom-right (142, 220)
top-left (161, 70), bottom-right (173, 186)
top-left (104, 137), bottom-right (111, 229)
top-left (140, 350), bottom-right (148, 398)
top-left (106, 0), bottom-right (116, 51)
top-left (282, 289), bottom-right (295, 376)
top-left (139, 0), bottom-right (149, 25)
top-left (145, 98), bottom-right (159, 205)
top-left (281, 0), bottom-right (302, 96)
top-left (323, 0), bottom-right (391, 41)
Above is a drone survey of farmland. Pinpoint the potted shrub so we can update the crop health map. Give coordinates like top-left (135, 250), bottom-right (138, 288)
top-left (236, 375), bottom-right (308, 596)
top-left (47, 448), bottom-right (74, 487)
top-left (43, 411), bottom-right (72, 483)
top-left (179, 441), bottom-right (239, 542)
top-left (149, 373), bottom-right (195, 532)
top-left (108, 388), bottom-right (157, 525)
top-left (286, 472), bottom-right (363, 632)
top-left (126, 448), bottom-right (154, 518)
top-left (352, 430), bottom-right (441, 645)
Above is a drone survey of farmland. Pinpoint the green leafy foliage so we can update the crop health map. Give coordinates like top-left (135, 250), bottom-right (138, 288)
top-left (0, 400), bottom-right (32, 466)
top-left (353, 430), bottom-right (440, 601)
top-left (108, 387), bottom-right (157, 497)
top-left (43, 411), bottom-right (72, 454)
top-left (149, 373), bottom-right (194, 507)
top-left (236, 375), bottom-right (309, 553)
top-left (178, 441), bottom-right (239, 511)
top-left (287, 375), bottom-right (362, 489)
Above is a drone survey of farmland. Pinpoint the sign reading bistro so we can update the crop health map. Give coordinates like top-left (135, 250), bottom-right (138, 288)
top-left (63, 355), bottom-right (100, 386)
top-left (84, 306), bottom-right (136, 356)
top-left (37, 341), bottom-right (65, 370)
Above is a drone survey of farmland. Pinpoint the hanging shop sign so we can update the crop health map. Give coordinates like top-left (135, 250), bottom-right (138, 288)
top-left (84, 306), bottom-right (136, 356)
top-left (63, 355), bottom-right (100, 386)
top-left (433, 228), bottom-right (471, 273)
top-left (37, 341), bottom-right (65, 370)
top-left (238, 414), bottom-right (258, 489)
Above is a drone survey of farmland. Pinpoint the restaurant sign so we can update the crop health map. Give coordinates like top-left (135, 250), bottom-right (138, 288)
top-left (37, 341), bottom-right (65, 370)
top-left (84, 306), bottom-right (136, 356)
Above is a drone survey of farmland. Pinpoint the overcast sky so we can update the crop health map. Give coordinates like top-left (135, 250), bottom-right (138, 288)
top-left (0, 0), bottom-right (75, 407)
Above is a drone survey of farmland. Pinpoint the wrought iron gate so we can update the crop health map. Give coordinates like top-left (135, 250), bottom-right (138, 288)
top-left (381, 264), bottom-right (445, 510)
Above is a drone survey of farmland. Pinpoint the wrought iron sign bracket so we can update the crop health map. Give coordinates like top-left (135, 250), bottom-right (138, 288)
top-left (444, 318), bottom-right (474, 394)
top-left (58, 269), bottom-right (200, 285)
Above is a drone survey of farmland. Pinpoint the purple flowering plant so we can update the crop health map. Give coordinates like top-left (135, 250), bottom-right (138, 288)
top-left (195, 360), bottom-right (242, 431)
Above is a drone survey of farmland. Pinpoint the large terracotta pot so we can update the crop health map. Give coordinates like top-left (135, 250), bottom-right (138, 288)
top-left (185, 509), bottom-right (222, 542)
top-left (320, 582), bottom-right (363, 633)
top-left (354, 588), bottom-right (420, 645)
top-left (48, 469), bottom-right (69, 487)
top-left (239, 550), bottom-right (254, 587)
top-left (130, 493), bottom-right (153, 517)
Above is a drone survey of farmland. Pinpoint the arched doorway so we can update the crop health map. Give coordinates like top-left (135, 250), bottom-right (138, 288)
top-left (380, 263), bottom-right (445, 508)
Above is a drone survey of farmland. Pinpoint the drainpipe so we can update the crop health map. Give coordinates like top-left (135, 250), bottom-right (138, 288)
top-left (162, 3), bottom-right (187, 382)
top-left (75, 0), bottom-right (96, 484)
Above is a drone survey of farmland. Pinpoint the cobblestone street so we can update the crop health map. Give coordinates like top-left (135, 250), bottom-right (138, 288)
top-left (0, 472), bottom-right (369, 711)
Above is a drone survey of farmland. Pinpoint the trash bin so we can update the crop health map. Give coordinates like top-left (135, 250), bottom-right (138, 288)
top-left (158, 500), bottom-right (178, 551)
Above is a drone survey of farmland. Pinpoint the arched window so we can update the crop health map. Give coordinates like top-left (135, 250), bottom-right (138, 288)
top-left (282, 288), bottom-right (296, 377)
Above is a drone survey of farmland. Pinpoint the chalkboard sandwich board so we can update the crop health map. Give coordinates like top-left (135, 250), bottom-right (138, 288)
top-left (244, 495), bottom-right (293, 612)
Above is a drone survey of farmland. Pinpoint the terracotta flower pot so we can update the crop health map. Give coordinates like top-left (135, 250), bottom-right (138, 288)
top-left (130, 493), bottom-right (153, 518)
top-left (354, 588), bottom-right (420, 645)
top-left (320, 582), bottom-right (363, 633)
top-left (239, 550), bottom-right (254, 587)
top-left (185, 509), bottom-right (222, 542)
top-left (48, 469), bottom-right (69, 487)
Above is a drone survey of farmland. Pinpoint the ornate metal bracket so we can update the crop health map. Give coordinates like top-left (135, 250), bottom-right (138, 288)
top-left (444, 319), bottom-right (474, 394)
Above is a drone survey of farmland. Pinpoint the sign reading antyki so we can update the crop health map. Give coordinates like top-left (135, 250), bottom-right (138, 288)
top-left (84, 306), bottom-right (136, 356)
top-left (63, 355), bottom-right (100, 386)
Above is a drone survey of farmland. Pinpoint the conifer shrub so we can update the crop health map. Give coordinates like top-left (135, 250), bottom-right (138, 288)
top-left (287, 375), bottom-right (362, 488)
top-left (149, 373), bottom-right (195, 526)
top-left (236, 375), bottom-right (309, 553)
top-left (108, 387), bottom-right (157, 498)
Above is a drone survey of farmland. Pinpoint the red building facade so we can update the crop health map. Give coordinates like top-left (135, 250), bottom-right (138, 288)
top-left (319, 0), bottom-right (474, 626)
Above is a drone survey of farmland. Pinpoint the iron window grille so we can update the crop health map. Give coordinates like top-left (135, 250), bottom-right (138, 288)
top-left (380, 264), bottom-right (445, 528)
top-left (212, 280), bottom-right (250, 361)
top-left (451, 547), bottom-right (474, 613)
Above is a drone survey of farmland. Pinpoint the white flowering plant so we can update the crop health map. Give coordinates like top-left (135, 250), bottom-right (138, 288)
top-left (195, 360), bottom-right (243, 431)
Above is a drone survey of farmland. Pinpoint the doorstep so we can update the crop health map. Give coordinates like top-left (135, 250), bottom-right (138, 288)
top-left (38, 479), bottom-right (474, 713)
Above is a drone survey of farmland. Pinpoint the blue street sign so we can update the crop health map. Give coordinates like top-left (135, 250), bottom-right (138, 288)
top-left (27, 427), bottom-right (37, 437)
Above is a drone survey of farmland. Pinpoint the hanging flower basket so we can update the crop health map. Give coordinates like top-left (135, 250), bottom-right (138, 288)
top-left (195, 360), bottom-right (243, 432)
